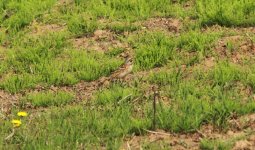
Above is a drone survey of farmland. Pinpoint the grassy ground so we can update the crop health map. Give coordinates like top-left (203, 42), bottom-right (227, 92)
top-left (0, 0), bottom-right (255, 149)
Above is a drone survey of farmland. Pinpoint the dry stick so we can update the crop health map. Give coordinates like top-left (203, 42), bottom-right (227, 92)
top-left (117, 94), bottom-right (132, 104)
top-left (127, 142), bottom-right (131, 150)
top-left (142, 129), bottom-right (171, 136)
top-left (152, 86), bottom-right (158, 130)
top-left (196, 129), bottom-right (206, 138)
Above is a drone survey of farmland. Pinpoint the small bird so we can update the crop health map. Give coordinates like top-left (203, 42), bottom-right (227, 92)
top-left (110, 56), bottom-right (133, 80)
top-left (97, 52), bottom-right (134, 87)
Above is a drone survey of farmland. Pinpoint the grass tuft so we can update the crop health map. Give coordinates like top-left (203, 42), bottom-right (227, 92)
top-left (197, 0), bottom-right (255, 27)
top-left (23, 91), bottom-right (74, 107)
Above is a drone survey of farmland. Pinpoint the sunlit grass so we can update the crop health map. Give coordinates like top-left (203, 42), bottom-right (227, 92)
top-left (1, 0), bottom-right (255, 149)
top-left (0, 0), bottom-right (57, 44)
top-left (23, 91), bottom-right (74, 107)
top-left (129, 31), bottom-right (176, 70)
top-left (197, 0), bottom-right (255, 27)
top-left (0, 49), bottom-right (122, 93)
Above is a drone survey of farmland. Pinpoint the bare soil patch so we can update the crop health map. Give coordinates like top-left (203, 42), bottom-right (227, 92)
top-left (142, 18), bottom-right (181, 33)
top-left (72, 30), bottom-right (128, 52)
top-left (0, 90), bottom-right (19, 114)
top-left (203, 25), bottom-right (255, 34)
top-left (202, 57), bottom-right (216, 69)
top-left (122, 130), bottom-right (200, 150)
top-left (215, 35), bottom-right (255, 63)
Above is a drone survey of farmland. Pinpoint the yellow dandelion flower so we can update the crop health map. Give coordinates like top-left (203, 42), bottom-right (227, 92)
top-left (17, 111), bottom-right (28, 117)
top-left (11, 119), bottom-right (22, 127)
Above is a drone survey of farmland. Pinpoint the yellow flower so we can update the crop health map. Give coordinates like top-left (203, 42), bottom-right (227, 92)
top-left (17, 111), bottom-right (28, 117)
top-left (11, 119), bottom-right (22, 127)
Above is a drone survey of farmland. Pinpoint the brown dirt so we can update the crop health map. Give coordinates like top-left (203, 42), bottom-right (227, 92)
top-left (203, 25), bottom-right (255, 34)
top-left (202, 57), bottom-right (216, 69)
top-left (141, 18), bottom-right (181, 33)
top-left (72, 29), bottom-right (128, 52)
top-left (121, 130), bottom-right (200, 150)
top-left (233, 140), bottom-right (254, 150)
top-left (215, 35), bottom-right (255, 63)
top-left (0, 90), bottom-right (19, 114)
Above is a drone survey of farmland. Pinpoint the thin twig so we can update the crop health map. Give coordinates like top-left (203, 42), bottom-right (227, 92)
top-left (196, 129), bottom-right (206, 138)
top-left (127, 142), bottom-right (131, 150)
top-left (153, 86), bottom-right (156, 130)
top-left (142, 129), bottom-right (171, 136)
top-left (118, 94), bottom-right (132, 104)
top-left (152, 86), bottom-right (159, 130)
top-left (132, 97), bottom-right (140, 103)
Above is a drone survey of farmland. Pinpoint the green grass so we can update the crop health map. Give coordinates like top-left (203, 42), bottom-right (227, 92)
top-left (105, 21), bottom-right (140, 34)
top-left (67, 13), bottom-right (97, 37)
top-left (94, 84), bottom-right (140, 105)
top-left (200, 139), bottom-right (232, 150)
top-left (176, 30), bottom-right (220, 54)
top-left (148, 62), bottom-right (255, 131)
top-left (129, 31), bottom-right (176, 70)
top-left (129, 30), bottom-right (221, 70)
top-left (70, 0), bottom-right (182, 21)
top-left (1, 102), bottom-right (150, 149)
top-left (0, 0), bottom-right (57, 44)
top-left (0, 31), bottom-right (122, 93)
top-left (0, 49), bottom-right (122, 93)
top-left (22, 91), bottom-right (74, 107)
top-left (1, 0), bottom-right (255, 149)
top-left (197, 0), bottom-right (255, 27)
